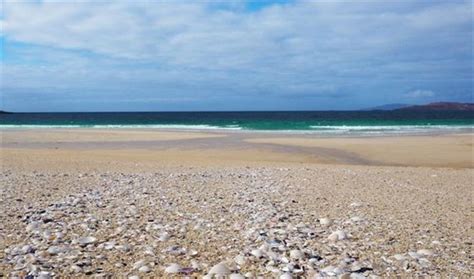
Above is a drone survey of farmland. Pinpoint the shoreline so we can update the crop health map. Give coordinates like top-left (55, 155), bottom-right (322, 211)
top-left (1, 125), bottom-right (473, 137)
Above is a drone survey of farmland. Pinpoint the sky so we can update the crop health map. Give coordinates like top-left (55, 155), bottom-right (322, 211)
top-left (0, 0), bottom-right (472, 112)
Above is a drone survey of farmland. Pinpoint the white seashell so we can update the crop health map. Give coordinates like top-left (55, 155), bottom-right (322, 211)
top-left (37, 271), bottom-right (52, 279)
top-left (408, 251), bottom-right (421, 259)
top-left (47, 246), bottom-right (63, 255)
top-left (189, 249), bottom-right (198, 256)
top-left (159, 232), bottom-right (170, 242)
top-left (116, 244), bottom-right (131, 252)
top-left (321, 265), bottom-right (336, 275)
top-left (419, 258), bottom-right (432, 267)
top-left (165, 263), bottom-right (182, 274)
top-left (138, 265), bottom-right (151, 273)
top-left (350, 273), bottom-right (366, 279)
top-left (417, 249), bottom-right (433, 256)
top-left (104, 241), bottom-right (115, 250)
top-left (76, 236), bottom-right (97, 246)
top-left (393, 254), bottom-right (406, 261)
top-left (289, 249), bottom-right (304, 260)
top-left (319, 218), bottom-right (332, 227)
top-left (328, 230), bottom-right (347, 242)
top-left (21, 245), bottom-right (34, 254)
top-left (250, 249), bottom-right (264, 258)
top-left (191, 260), bottom-right (201, 270)
top-left (234, 254), bottom-right (246, 265)
top-left (133, 260), bottom-right (146, 270)
top-left (208, 262), bottom-right (231, 275)
top-left (70, 265), bottom-right (82, 273)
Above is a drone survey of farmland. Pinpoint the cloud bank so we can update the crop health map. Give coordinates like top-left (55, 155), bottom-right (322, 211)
top-left (1, 0), bottom-right (472, 111)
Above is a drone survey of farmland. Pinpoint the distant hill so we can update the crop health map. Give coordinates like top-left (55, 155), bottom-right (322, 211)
top-left (398, 102), bottom-right (474, 111)
top-left (362, 104), bottom-right (411, 111)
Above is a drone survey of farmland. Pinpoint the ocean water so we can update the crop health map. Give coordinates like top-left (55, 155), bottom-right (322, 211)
top-left (0, 111), bottom-right (472, 134)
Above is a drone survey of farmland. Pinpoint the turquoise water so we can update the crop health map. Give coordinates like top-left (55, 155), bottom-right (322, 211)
top-left (0, 111), bottom-right (472, 134)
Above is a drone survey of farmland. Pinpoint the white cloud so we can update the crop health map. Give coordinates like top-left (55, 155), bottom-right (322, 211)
top-left (1, 0), bottom-right (472, 110)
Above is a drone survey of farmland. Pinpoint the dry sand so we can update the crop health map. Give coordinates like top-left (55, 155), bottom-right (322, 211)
top-left (0, 129), bottom-right (472, 278)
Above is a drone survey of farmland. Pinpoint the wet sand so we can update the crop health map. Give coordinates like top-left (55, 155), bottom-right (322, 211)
top-left (1, 129), bottom-right (473, 169)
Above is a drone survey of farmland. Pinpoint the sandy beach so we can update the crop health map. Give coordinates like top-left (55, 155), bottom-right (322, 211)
top-left (0, 129), bottom-right (472, 278)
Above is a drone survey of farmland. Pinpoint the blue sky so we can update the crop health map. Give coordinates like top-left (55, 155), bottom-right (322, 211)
top-left (0, 0), bottom-right (472, 112)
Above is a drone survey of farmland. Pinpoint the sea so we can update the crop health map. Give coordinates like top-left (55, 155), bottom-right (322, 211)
top-left (0, 111), bottom-right (472, 135)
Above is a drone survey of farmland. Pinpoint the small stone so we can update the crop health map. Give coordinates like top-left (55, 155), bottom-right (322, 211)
top-left (128, 276), bottom-right (140, 279)
top-left (229, 273), bottom-right (245, 279)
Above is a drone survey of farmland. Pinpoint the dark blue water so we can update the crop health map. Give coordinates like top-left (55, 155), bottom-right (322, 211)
top-left (0, 111), bottom-right (472, 134)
